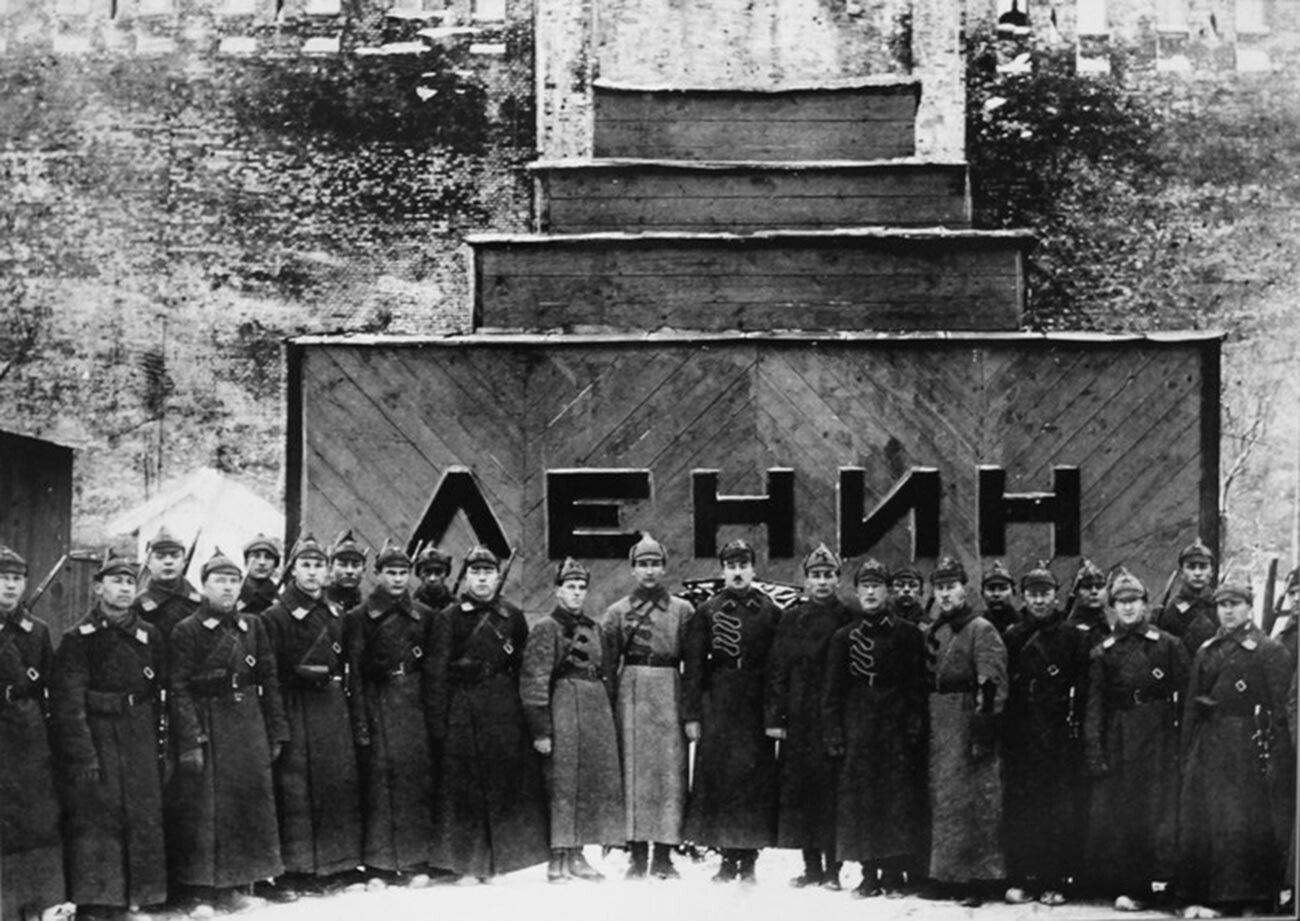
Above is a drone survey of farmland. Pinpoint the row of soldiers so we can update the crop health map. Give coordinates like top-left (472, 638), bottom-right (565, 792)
top-left (0, 528), bottom-right (1293, 920)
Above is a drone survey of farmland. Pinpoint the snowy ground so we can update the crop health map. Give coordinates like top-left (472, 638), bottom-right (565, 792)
top-left (234, 848), bottom-right (1173, 921)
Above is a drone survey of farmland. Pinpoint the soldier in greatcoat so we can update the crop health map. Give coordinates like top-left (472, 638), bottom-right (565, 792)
top-left (823, 558), bottom-right (927, 898)
top-left (1155, 538), bottom-right (1218, 660)
top-left (683, 539), bottom-right (779, 884)
top-left (261, 534), bottom-right (362, 890)
top-left (413, 546), bottom-right (453, 613)
top-left (132, 527), bottom-right (201, 642)
top-left (1001, 562), bottom-right (1090, 906)
top-left (0, 545), bottom-right (66, 921)
top-left (1066, 559), bottom-right (1112, 649)
top-left (1271, 567), bottom-right (1299, 668)
top-left (167, 549), bottom-right (288, 912)
top-left (520, 558), bottom-right (623, 883)
top-left (979, 561), bottom-right (1019, 636)
top-left (766, 543), bottom-right (853, 890)
top-left (1082, 567), bottom-right (1187, 912)
top-left (326, 530), bottom-right (366, 613)
top-left (428, 545), bottom-right (549, 880)
top-left (1177, 575), bottom-right (1295, 917)
top-left (923, 555), bottom-right (1008, 907)
top-left (888, 563), bottom-right (926, 625)
top-left (237, 534), bottom-right (281, 616)
top-left (600, 533), bottom-right (695, 880)
top-left (51, 552), bottom-right (166, 918)
top-left (341, 539), bottom-right (436, 884)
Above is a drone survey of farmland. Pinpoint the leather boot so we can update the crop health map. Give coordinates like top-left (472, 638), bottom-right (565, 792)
top-left (567, 848), bottom-right (604, 882)
top-left (737, 850), bottom-right (758, 884)
top-left (650, 843), bottom-right (680, 879)
top-left (625, 841), bottom-right (649, 880)
top-left (790, 849), bottom-right (823, 887)
top-left (547, 849), bottom-right (571, 883)
top-left (821, 859), bottom-right (843, 891)
top-left (712, 850), bottom-right (738, 883)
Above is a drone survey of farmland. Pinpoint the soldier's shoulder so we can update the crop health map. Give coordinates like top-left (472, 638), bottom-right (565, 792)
top-left (409, 597), bottom-right (437, 618)
top-left (669, 594), bottom-right (695, 615)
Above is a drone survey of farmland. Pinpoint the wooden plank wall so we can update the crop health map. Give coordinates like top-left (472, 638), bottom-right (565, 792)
top-left (474, 233), bottom-right (1028, 332)
top-left (0, 432), bottom-right (73, 631)
top-left (592, 84), bottom-right (919, 160)
top-left (296, 338), bottom-right (1214, 619)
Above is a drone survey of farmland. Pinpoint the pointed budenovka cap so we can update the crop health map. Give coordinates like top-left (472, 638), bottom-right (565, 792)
top-left (718, 538), bottom-right (755, 566)
top-left (628, 533), bottom-right (667, 565)
top-left (242, 533), bottom-right (282, 562)
top-left (95, 548), bottom-right (138, 581)
top-left (1107, 566), bottom-right (1147, 603)
top-left (328, 528), bottom-right (367, 564)
top-left (555, 557), bottom-right (590, 585)
top-left (146, 525), bottom-right (185, 555)
top-left (1212, 571), bottom-right (1253, 606)
top-left (981, 559), bottom-right (1014, 589)
top-left (414, 545), bottom-right (452, 576)
top-left (853, 557), bottom-right (890, 585)
top-left (465, 544), bottom-right (501, 570)
top-left (288, 532), bottom-right (328, 566)
top-left (1178, 537), bottom-right (1215, 566)
top-left (891, 562), bottom-right (923, 584)
top-left (1073, 558), bottom-right (1106, 589)
top-left (200, 547), bottom-right (242, 582)
top-left (0, 544), bottom-right (29, 576)
top-left (802, 542), bottom-right (840, 574)
top-left (373, 538), bottom-right (413, 572)
top-left (1020, 559), bottom-right (1059, 592)
top-left (930, 555), bottom-right (968, 585)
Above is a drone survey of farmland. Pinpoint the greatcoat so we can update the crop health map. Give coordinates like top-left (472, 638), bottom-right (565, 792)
top-left (237, 577), bottom-right (279, 616)
top-left (1155, 584), bottom-right (1217, 662)
top-left (822, 609), bottom-right (927, 864)
top-left (601, 586), bottom-right (695, 844)
top-left (133, 577), bottom-right (202, 643)
top-left (427, 595), bottom-right (549, 876)
top-left (519, 606), bottom-right (624, 848)
top-left (1177, 622), bottom-right (1294, 904)
top-left (0, 606), bottom-right (65, 918)
top-left (1083, 622), bottom-right (1188, 892)
top-left (682, 586), bottom-right (779, 850)
top-left (262, 582), bottom-right (362, 876)
top-left (51, 608), bottom-right (167, 908)
top-left (766, 594), bottom-right (852, 854)
top-left (925, 603), bottom-right (1008, 883)
top-left (341, 589), bottom-right (435, 873)
top-left (167, 603), bottom-right (288, 888)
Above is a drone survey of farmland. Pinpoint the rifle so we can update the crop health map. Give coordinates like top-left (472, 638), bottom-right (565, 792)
top-left (449, 553), bottom-right (472, 599)
top-left (1261, 556), bottom-right (1280, 636)
top-left (493, 549), bottom-right (516, 601)
top-left (26, 553), bottom-right (69, 609)
top-left (1158, 566), bottom-right (1181, 611)
top-left (183, 528), bottom-right (203, 581)
top-left (1066, 684), bottom-right (1081, 741)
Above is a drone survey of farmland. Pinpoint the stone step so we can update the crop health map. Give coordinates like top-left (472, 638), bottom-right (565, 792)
top-left (470, 227), bottom-right (1033, 333)
top-left (592, 78), bottom-right (920, 161)
top-left (530, 158), bottom-right (970, 233)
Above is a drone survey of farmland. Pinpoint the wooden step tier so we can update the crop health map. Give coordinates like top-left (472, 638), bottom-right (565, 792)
top-left (531, 158), bottom-right (970, 233)
top-left (471, 228), bottom-right (1033, 333)
top-left (593, 78), bottom-right (919, 161)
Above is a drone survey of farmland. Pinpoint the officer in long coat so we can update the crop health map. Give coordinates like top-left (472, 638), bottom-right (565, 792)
top-left (1082, 567), bottom-right (1187, 911)
top-left (237, 535), bottom-right (281, 616)
top-left (520, 558), bottom-right (623, 883)
top-left (823, 558), bottom-right (927, 898)
top-left (0, 545), bottom-right (66, 921)
top-left (683, 539), bottom-right (779, 884)
top-left (428, 545), bottom-right (548, 880)
top-left (1155, 538), bottom-right (1218, 660)
top-left (167, 549), bottom-right (288, 911)
top-left (923, 555), bottom-right (1008, 907)
top-left (413, 547), bottom-right (453, 613)
top-left (766, 543), bottom-right (853, 889)
top-left (51, 552), bottom-right (166, 917)
top-left (1002, 562), bottom-right (1090, 906)
top-left (261, 534), bottom-right (362, 888)
top-left (340, 539), bottom-right (435, 883)
top-left (979, 561), bottom-right (1019, 636)
top-left (601, 534), bottom-right (695, 880)
top-left (325, 530), bottom-right (366, 613)
top-left (1178, 575), bottom-right (1295, 917)
top-left (132, 527), bottom-right (201, 642)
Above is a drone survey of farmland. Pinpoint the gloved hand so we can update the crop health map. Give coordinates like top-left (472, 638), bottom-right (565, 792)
top-left (179, 747), bottom-right (205, 775)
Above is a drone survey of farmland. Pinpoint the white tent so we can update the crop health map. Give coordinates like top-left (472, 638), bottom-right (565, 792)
top-left (107, 467), bottom-right (284, 584)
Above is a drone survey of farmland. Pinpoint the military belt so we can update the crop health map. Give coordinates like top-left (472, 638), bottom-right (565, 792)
top-left (623, 653), bottom-right (677, 668)
top-left (707, 656), bottom-right (747, 671)
top-left (285, 673), bottom-right (343, 690)
top-left (86, 689), bottom-right (153, 715)
top-left (448, 661), bottom-right (511, 684)
top-left (933, 681), bottom-right (977, 695)
top-left (0, 682), bottom-right (42, 704)
top-left (556, 664), bottom-right (603, 682)
top-left (189, 673), bottom-right (259, 698)
top-left (1105, 687), bottom-right (1172, 709)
